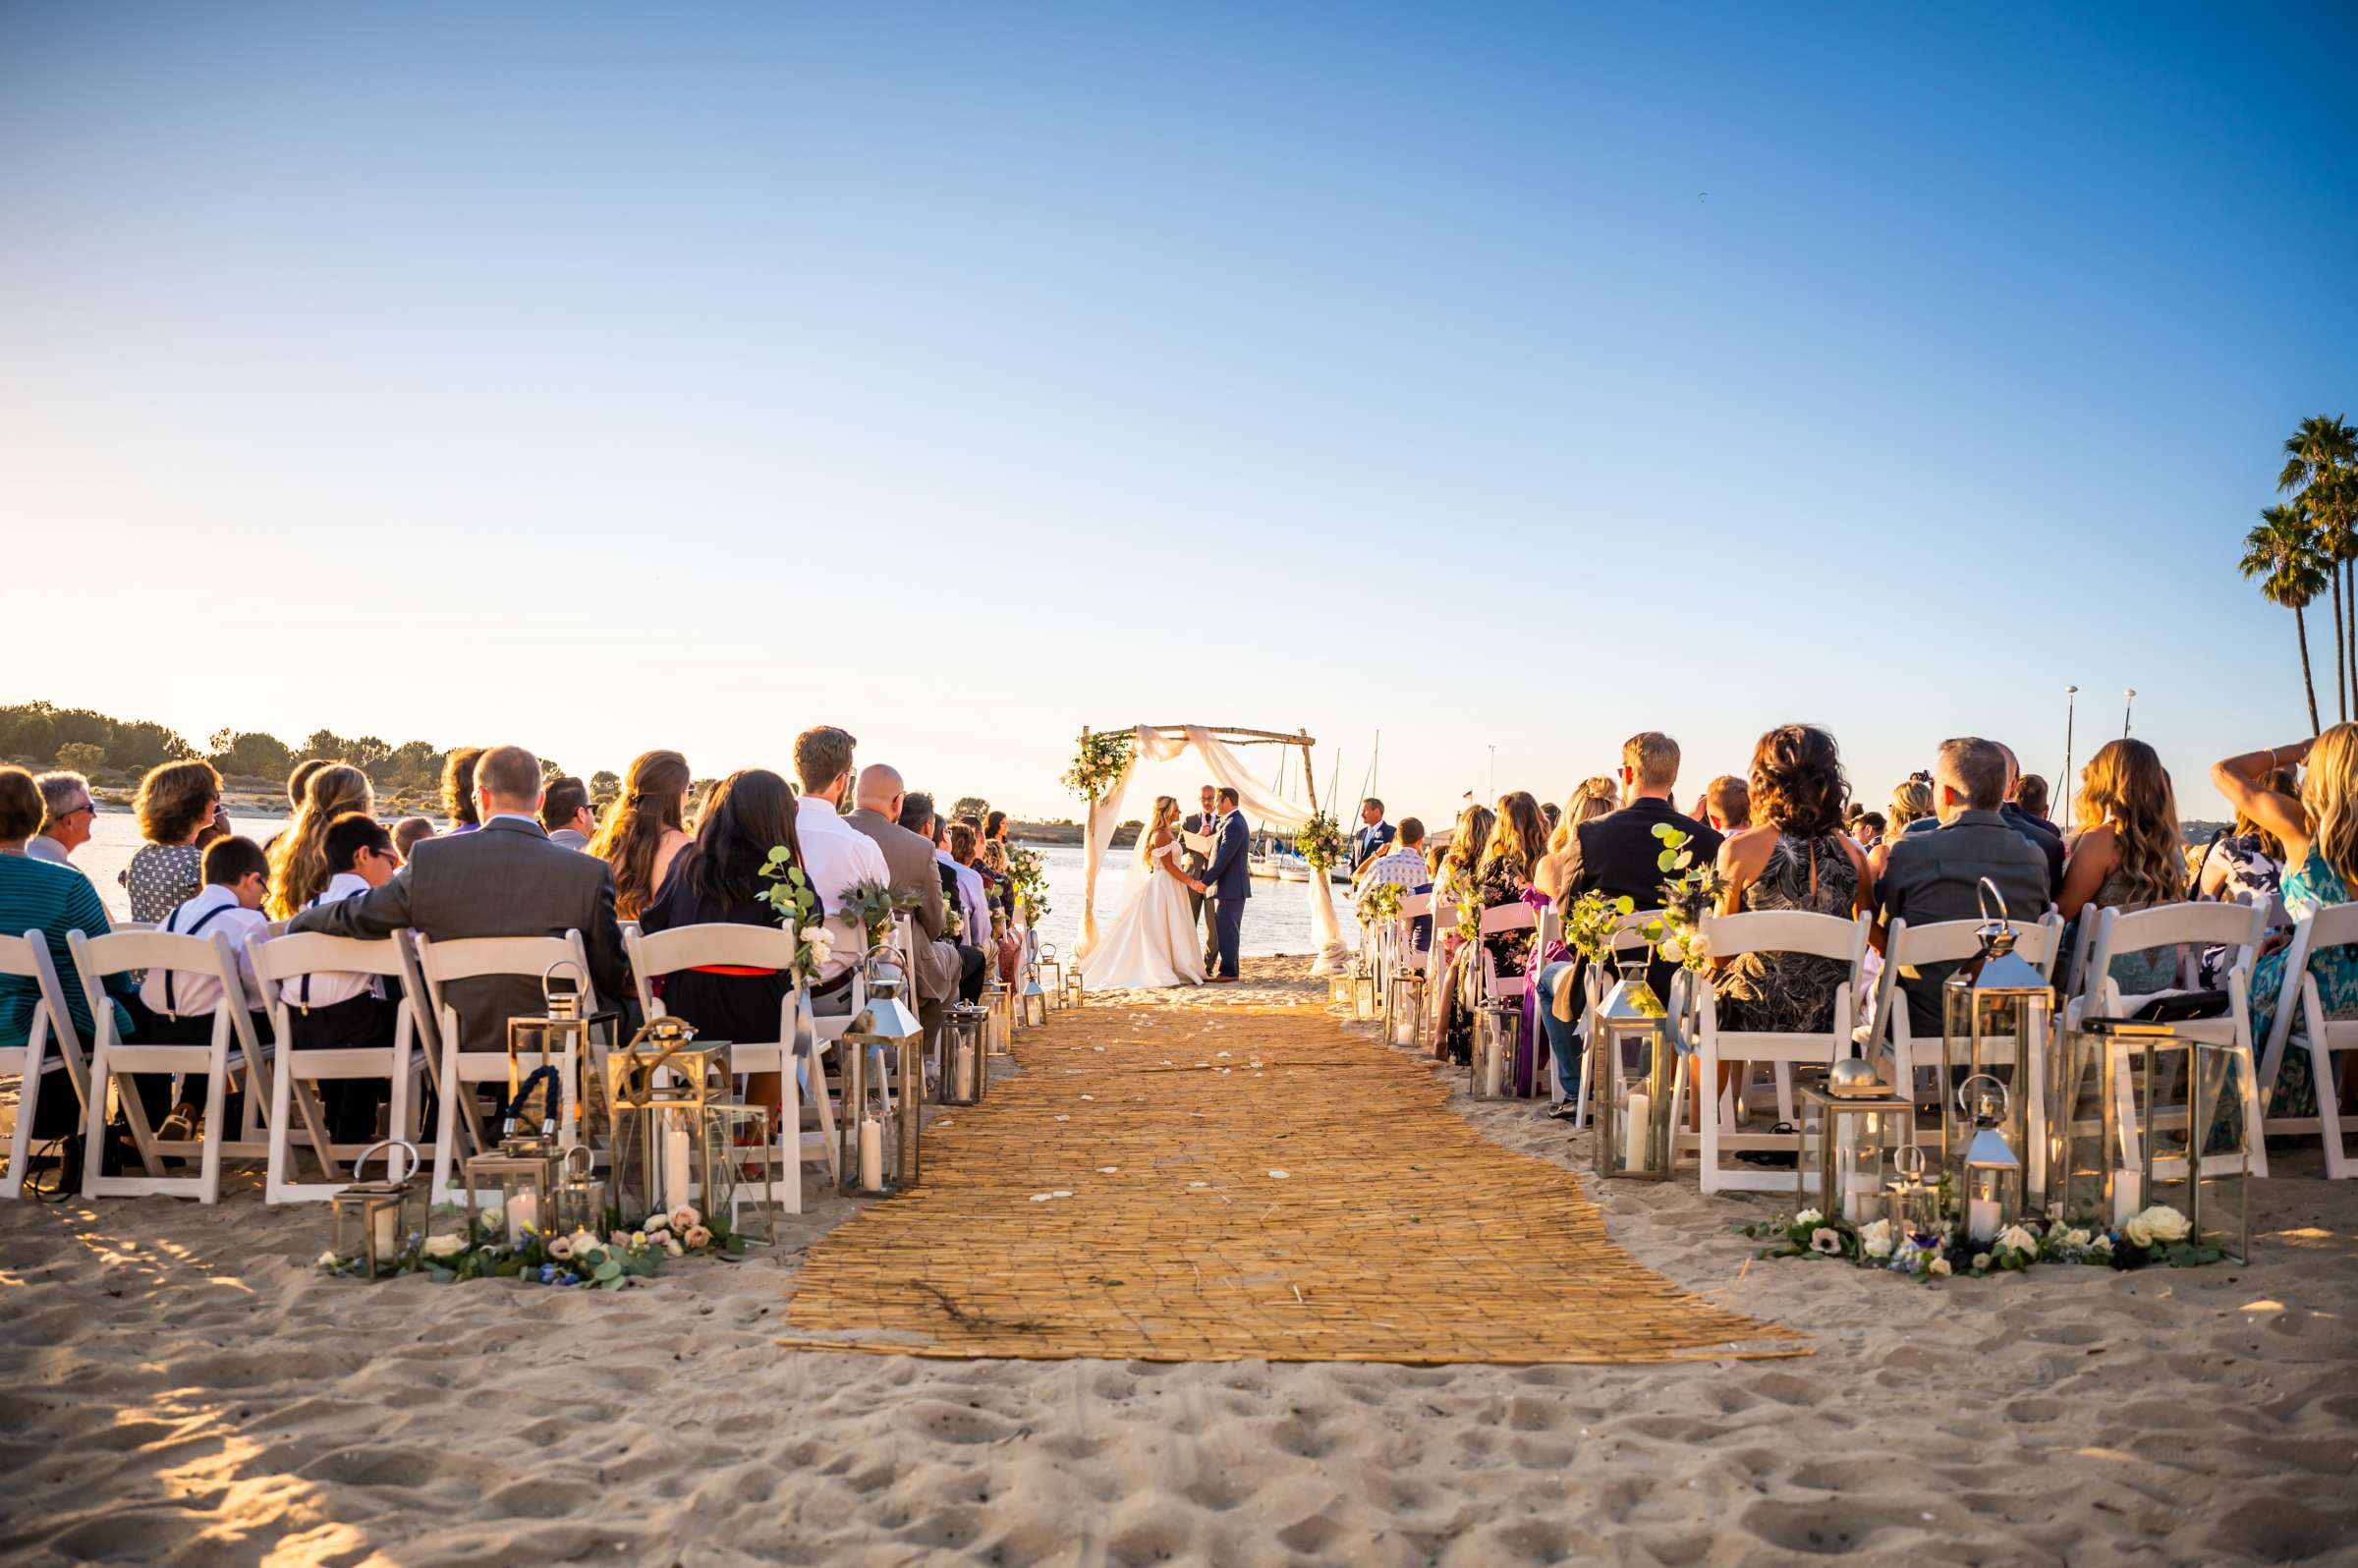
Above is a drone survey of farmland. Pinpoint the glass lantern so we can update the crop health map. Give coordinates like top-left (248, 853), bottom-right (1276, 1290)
top-left (1882, 1144), bottom-right (1945, 1239)
top-left (1469, 997), bottom-right (1522, 1099)
top-left (843, 952), bottom-right (925, 1193)
top-left (328, 1139), bottom-right (426, 1277)
top-left (2045, 1012), bottom-right (2114, 1226)
top-left (1063, 968), bottom-right (1085, 1010)
top-left (1349, 966), bottom-right (1379, 1022)
top-left (506, 960), bottom-right (622, 1151)
top-left (982, 977), bottom-right (1014, 1057)
top-left (464, 1064), bottom-right (564, 1248)
top-left (553, 1144), bottom-right (608, 1239)
top-left (710, 1101), bottom-right (775, 1246)
top-left (2088, 1017), bottom-right (2252, 1262)
top-left (1386, 970), bottom-right (1427, 1049)
top-left (1328, 971), bottom-right (1356, 1005)
top-left (1954, 1073), bottom-right (2024, 1245)
top-left (1937, 880), bottom-right (2049, 1174)
top-left (939, 1002), bottom-right (988, 1106)
top-left (1019, 962), bottom-right (1049, 1028)
top-left (837, 1018), bottom-right (899, 1199)
top-left (1799, 1081), bottom-right (1915, 1224)
top-left (1590, 976), bottom-right (1678, 1180)
top-left (1036, 944), bottom-right (1065, 1011)
top-left (606, 1017), bottom-right (733, 1226)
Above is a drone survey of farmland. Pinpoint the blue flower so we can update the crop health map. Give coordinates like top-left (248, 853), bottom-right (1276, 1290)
top-left (538, 1263), bottom-right (557, 1284)
top-left (559, 1271), bottom-right (580, 1287)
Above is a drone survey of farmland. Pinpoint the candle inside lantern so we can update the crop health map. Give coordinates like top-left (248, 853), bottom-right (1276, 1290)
top-left (371, 1204), bottom-right (399, 1262)
top-left (955, 1041), bottom-right (976, 1098)
top-left (660, 1117), bottom-right (692, 1211)
top-left (1481, 1042), bottom-right (1503, 1097)
top-left (506, 1191), bottom-right (537, 1245)
top-left (1966, 1196), bottom-right (1999, 1244)
top-left (859, 1117), bottom-right (883, 1191)
top-left (2112, 1169), bottom-right (2142, 1226)
top-left (1622, 1090), bottom-right (1650, 1171)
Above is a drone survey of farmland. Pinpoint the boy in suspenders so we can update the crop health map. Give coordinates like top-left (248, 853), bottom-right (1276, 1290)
top-left (133, 836), bottom-right (272, 1141)
top-left (282, 812), bottom-right (403, 1143)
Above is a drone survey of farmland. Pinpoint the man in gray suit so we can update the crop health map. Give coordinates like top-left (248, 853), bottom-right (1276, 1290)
top-left (846, 763), bottom-right (961, 1013)
top-left (1874, 736), bottom-right (2052, 1036)
top-left (290, 744), bottom-right (633, 1052)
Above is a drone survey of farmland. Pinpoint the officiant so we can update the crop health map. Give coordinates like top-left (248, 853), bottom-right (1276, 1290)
top-left (1181, 783), bottom-right (1218, 970)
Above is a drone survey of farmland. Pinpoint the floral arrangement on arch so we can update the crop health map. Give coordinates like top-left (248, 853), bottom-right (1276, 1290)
top-left (1293, 812), bottom-right (1346, 872)
top-left (756, 847), bottom-right (833, 980)
top-left (318, 1204), bottom-right (747, 1288)
top-left (1062, 731), bottom-right (1135, 804)
top-left (1356, 879), bottom-right (1406, 927)
top-left (1738, 1203), bottom-right (2215, 1281)
top-left (1006, 842), bottom-right (1050, 923)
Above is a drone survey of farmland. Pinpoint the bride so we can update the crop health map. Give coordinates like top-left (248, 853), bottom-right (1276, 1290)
top-left (1083, 795), bottom-right (1208, 988)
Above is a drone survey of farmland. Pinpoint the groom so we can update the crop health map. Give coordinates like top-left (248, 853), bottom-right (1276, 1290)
top-left (1194, 786), bottom-right (1250, 982)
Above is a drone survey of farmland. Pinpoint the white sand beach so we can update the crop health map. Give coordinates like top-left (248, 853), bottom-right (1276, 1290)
top-left (4, 958), bottom-right (2355, 1566)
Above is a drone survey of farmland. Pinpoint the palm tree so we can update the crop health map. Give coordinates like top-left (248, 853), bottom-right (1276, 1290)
top-left (2242, 502), bottom-right (2329, 733)
top-left (2280, 414), bottom-right (2358, 718)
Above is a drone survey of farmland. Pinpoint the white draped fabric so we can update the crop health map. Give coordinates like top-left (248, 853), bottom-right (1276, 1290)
top-left (1074, 725), bottom-right (1349, 975)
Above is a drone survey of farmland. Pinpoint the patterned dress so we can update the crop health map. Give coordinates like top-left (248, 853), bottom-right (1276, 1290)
top-left (1717, 833), bottom-right (1858, 1034)
top-left (121, 842), bottom-right (203, 924)
top-left (2198, 833), bottom-right (2285, 987)
top-left (2245, 849), bottom-right (2357, 1123)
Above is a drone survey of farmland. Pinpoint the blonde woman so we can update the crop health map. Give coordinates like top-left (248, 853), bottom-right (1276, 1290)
top-left (979, 839), bottom-right (1024, 981)
top-left (1085, 796), bottom-right (1207, 988)
top-left (2056, 738), bottom-right (2186, 993)
top-left (2217, 728), bottom-right (2358, 1121)
top-left (266, 762), bottom-right (374, 917)
top-left (122, 759), bottom-right (222, 923)
top-left (1867, 774), bottom-right (1937, 883)
top-left (590, 750), bottom-right (695, 921)
top-left (1535, 777), bottom-right (1616, 898)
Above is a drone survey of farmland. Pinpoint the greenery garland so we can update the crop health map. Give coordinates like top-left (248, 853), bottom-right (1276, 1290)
top-left (1062, 730), bottom-right (1134, 804)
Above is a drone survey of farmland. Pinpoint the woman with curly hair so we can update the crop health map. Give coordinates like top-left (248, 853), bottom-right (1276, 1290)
top-left (440, 746), bottom-right (486, 834)
top-left (266, 762), bottom-right (375, 918)
top-left (121, 758), bottom-right (223, 923)
top-left (589, 750), bottom-right (695, 922)
top-left (2056, 738), bottom-right (2186, 994)
top-left (1713, 724), bottom-right (1872, 1035)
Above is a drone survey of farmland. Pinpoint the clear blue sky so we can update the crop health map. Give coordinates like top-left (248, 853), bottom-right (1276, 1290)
top-left (4, 2), bottom-right (2353, 820)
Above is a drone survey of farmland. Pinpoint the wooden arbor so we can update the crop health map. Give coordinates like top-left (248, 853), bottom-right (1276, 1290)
top-left (1077, 725), bottom-right (1326, 823)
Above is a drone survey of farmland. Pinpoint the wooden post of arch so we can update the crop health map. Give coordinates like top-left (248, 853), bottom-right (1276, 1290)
top-left (1298, 728), bottom-right (1319, 818)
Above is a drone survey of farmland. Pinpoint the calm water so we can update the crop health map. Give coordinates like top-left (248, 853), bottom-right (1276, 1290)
top-left (75, 815), bottom-right (1351, 958)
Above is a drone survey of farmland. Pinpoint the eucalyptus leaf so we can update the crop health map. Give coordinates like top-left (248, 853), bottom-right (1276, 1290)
top-left (1651, 823), bottom-right (1673, 840)
top-left (1656, 850), bottom-right (1676, 871)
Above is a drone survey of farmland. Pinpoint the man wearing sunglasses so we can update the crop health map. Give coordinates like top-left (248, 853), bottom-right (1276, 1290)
top-left (28, 770), bottom-right (96, 868)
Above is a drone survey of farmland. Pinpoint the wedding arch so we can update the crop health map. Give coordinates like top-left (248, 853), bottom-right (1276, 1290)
top-left (1069, 723), bottom-right (1350, 976)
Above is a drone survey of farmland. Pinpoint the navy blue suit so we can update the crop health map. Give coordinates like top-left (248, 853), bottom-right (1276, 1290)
top-left (1201, 811), bottom-right (1251, 978)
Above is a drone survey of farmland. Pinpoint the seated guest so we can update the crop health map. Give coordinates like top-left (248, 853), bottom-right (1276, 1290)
top-left (540, 776), bottom-right (596, 850)
top-left (2191, 768), bottom-right (2294, 986)
top-left (940, 820), bottom-right (993, 1000)
top-left (280, 812), bottom-right (405, 1142)
top-left (1871, 737), bottom-right (2050, 1036)
top-left (137, 834), bottom-right (274, 1136)
top-left (28, 769), bottom-right (95, 868)
top-left (1442, 792), bottom-right (1547, 1064)
top-left (1545, 733), bottom-right (1721, 1021)
top-left (1713, 724), bottom-right (1872, 1036)
top-left (440, 747), bottom-right (486, 835)
top-left (790, 727), bottom-right (891, 1013)
top-left (2055, 739), bottom-right (2185, 994)
top-left (1871, 774), bottom-right (1936, 882)
top-left (1994, 743), bottom-right (2065, 895)
top-left (846, 764), bottom-right (961, 1012)
top-left (640, 770), bottom-right (814, 1118)
top-left (1348, 797), bottom-right (1395, 875)
top-left (978, 839), bottom-right (1024, 980)
top-left (287, 757), bottom-right (328, 814)
top-left (122, 759), bottom-right (222, 924)
top-left (1535, 778), bottom-right (1616, 899)
top-left (392, 815), bottom-right (434, 865)
top-left (2015, 773), bottom-right (2052, 823)
top-left (265, 762), bottom-right (373, 918)
top-left (1704, 774), bottom-right (1751, 834)
top-left (292, 745), bottom-right (632, 1052)
top-left (2216, 729), bottom-right (2358, 1124)
top-left (1856, 811), bottom-right (1886, 847)
top-left (0, 767), bottom-right (137, 1145)
top-left (1358, 815), bottom-right (1432, 905)
top-left (590, 750), bottom-right (695, 922)
top-left (902, 793), bottom-right (988, 1003)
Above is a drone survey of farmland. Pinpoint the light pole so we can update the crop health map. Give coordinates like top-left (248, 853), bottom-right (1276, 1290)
top-left (1487, 745), bottom-right (1497, 801)
top-left (2061, 686), bottom-right (2078, 824)
top-left (2122, 688), bottom-right (2136, 740)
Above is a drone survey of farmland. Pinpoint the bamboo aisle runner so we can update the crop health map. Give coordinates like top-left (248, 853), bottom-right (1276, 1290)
top-left (780, 999), bottom-right (1804, 1365)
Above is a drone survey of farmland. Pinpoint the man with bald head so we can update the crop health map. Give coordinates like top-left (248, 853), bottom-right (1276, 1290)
top-left (846, 762), bottom-right (960, 1010)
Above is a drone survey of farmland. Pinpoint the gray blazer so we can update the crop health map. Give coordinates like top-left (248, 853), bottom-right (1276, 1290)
top-left (289, 814), bottom-right (633, 1050)
top-left (1879, 809), bottom-right (2052, 1034)
top-left (846, 808), bottom-right (960, 1005)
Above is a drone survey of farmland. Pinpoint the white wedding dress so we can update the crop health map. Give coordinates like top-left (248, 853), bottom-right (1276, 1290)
top-left (1084, 838), bottom-right (1207, 988)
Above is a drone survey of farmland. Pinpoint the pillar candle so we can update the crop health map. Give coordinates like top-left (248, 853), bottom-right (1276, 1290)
top-left (859, 1117), bottom-right (884, 1192)
top-left (506, 1191), bottom-right (536, 1245)
top-left (1622, 1090), bottom-right (1650, 1170)
top-left (955, 1042), bottom-right (976, 1098)
top-left (660, 1118), bottom-right (693, 1211)
top-left (371, 1204), bottom-right (400, 1263)
top-left (1966, 1196), bottom-right (1999, 1244)
top-left (2112, 1169), bottom-right (2142, 1227)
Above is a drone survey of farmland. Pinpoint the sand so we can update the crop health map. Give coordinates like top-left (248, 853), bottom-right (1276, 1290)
top-left (4, 956), bottom-right (2356, 1566)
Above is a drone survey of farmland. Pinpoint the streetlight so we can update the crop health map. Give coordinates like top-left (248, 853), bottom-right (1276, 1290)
top-left (1488, 745), bottom-right (1497, 800)
top-left (2122, 689), bottom-right (2137, 740)
top-left (2061, 686), bottom-right (2078, 824)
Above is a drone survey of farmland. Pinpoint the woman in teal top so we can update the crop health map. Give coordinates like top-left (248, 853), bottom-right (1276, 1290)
top-left (0, 768), bottom-right (137, 1136)
top-left (2216, 729), bottom-right (2358, 1124)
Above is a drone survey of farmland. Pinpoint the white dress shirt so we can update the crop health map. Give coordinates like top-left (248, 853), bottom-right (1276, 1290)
top-left (27, 835), bottom-right (71, 866)
top-left (795, 795), bottom-right (891, 983)
top-left (938, 849), bottom-right (989, 947)
top-left (140, 884), bottom-right (269, 1019)
top-left (280, 872), bottom-right (381, 1010)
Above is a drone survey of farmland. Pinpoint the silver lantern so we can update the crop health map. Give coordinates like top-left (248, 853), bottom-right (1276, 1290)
top-left (1799, 1079), bottom-right (1914, 1224)
top-left (938, 1002), bottom-right (989, 1106)
top-left (1954, 1073), bottom-right (2024, 1245)
top-left (1937, 880), bottom-right (2049, 1177)
top-left (839, 951), bottom-right (922, 1198)
top-left (328, 1139), bottom-right (426, 1278)
top-left (1590, 976), bottom-right (1678, 1180)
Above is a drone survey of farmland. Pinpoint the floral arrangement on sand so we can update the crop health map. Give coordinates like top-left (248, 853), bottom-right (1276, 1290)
top-left (1739, 1204), bottom-right (2214, 1280)
top-left (317, 1204), bottom-right (747, 1287)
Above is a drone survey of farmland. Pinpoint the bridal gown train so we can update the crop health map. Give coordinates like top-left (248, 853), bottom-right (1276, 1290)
top-left (1085, 840), bottom-right (1208, 988)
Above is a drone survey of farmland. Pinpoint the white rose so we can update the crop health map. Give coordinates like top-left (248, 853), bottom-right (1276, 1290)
top-left (1996, 1225), bottom-right (2040, 1256)
top-left (1972, 1253), bottom-right (1992, 1272)
top-left (1860, 1219), bottom-right (1893, 1259)
top-left (1929, 1257), bottom-right (1951, 1277)
top-left (1794, 1208), bottom-right (1824, 1228)
top-left (2064, 1228), bottom-right (2092, 1248)
top-left (2134, 1205), bottom-right (2191, 1245)
top-left (661, 1235), bottom-right (684, 1258)
top-left (1659, 938), bottom-right (1685, 964)
top-left (421, 1234), bottom-right (467, 1260)
top-left (315, 1250), bottom-right (340, 1268)
top-left (1685, 930), bottom-right (1712, 958)
top-left (476, 1203), bottom-right (503, 1233)
top-left (2124, 1215), bottom-right (2154, 1248)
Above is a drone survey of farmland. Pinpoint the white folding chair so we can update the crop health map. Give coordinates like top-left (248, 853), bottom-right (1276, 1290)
top-left (2257, 901), bottom-right (2358, 1176)
top-left (625, 921), bottom-right (838, 1216)
top-left (1, 931), bottom-right (91, 1201)
top-left (414, 931), bottom-right (600, 1204)
top-left (1572, 909), bottom-right (1668, 1129)
top-left (1692, 910), bottom-right (1870, 1194)
top-left (2084, 902), bottom-right (2271, 1183)
top-left (1874, 915), bottom-right (2061, 1094)
top-left (250, 931), bottom-right (424, 1203)
top-left (1391, 892), bottom-right (1434, 976)
top-left (1474, 903), bottom-right (1542, 1092)
top-left (71, 927), bottom-right (274, 1203)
